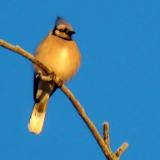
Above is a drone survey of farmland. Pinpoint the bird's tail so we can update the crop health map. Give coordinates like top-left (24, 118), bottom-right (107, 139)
top-left (28, 94), bottom-right (49, 135)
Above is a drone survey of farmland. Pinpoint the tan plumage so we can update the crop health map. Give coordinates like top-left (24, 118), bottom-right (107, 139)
top-left (35, 34), bottom-right (80, 82)
top-left (28, 17), bottom-right (81, 134)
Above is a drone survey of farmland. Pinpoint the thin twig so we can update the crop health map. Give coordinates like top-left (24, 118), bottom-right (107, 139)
top-left (103, 122), bottom-right (110, 146)
top-left (115, 143), bottom-right (129, 158)
top-left (0, 39), bottom-right (128, 160)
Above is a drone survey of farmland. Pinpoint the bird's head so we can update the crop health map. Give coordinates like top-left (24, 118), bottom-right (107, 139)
top-left (52, 17), bottom-right (75, 40)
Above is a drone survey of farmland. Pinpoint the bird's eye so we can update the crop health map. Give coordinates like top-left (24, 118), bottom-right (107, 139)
top-left (64, 28), bottom-right (67, 32)
top-left (58, 28), bottom-right (68, 33)
top-left (59, 29), bottom-right (64, 32)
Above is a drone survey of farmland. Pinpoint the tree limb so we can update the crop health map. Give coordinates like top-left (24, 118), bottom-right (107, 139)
top-left (0, 39), bottom-right (128, 160)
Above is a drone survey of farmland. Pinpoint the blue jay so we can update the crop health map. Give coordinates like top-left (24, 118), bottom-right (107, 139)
top-left (28, 17), bottom-right (81, 134)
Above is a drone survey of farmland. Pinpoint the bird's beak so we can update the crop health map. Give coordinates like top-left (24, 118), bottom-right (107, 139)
top-left (70, 30), bottom-right (76, 35)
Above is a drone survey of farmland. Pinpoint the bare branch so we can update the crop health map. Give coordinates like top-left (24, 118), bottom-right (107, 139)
top-left (103, 122), bottom-right (110, 146)
top-left (0, 40), bottom-right (49, 74)
top-left (60, 85), bottom-right (116, 159)
top-left (115, 143), bottom-right (129, 158)
top-left (0, 39), bottom-right (128, 160)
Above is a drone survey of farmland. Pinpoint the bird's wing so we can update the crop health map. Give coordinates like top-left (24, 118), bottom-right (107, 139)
top-left (33, 73), bottom-right (57, 102)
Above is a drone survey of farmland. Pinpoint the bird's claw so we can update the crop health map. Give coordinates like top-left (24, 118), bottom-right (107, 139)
top-left (53, 75), bottom-right (63, 87)
top-left (36, 71), bottom-right (63, 86)
top-left (36, 71), bottom-right (43, 79)
top-left (57, 79), bottom-right (64, 87)
top-left (36, 71), bottom-right (52, 82)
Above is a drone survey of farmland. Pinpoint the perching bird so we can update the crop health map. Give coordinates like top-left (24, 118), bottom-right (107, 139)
top-left (28, 17), bottom-right (81, 134)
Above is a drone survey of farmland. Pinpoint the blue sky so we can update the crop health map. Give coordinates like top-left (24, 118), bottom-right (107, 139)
top-left (0, 0), bottom-right (160, 159)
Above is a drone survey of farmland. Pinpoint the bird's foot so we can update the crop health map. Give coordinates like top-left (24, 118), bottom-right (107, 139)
top-left (52, 75), bottom-right (64, 87)
top-left (36, 71), bottom-right (63, 87)
top-left (57, 78), bottom-right (64, 87)
top-left (36, 71), bottom-right (43, 79)
top-left (36, 71), bottom-right (52, 82)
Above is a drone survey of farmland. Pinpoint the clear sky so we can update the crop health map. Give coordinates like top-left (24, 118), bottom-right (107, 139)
top-left (0, 0), bottom-right (159, 160)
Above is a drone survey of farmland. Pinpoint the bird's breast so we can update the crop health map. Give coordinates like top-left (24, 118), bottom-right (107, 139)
top-left (34, 35), bottom-right (81, 82)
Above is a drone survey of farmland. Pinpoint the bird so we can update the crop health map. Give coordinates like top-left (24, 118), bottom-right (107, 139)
top-left (28, 17), bottom-right (81, 134)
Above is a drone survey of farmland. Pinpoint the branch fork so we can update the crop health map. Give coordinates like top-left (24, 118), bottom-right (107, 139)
top-left (0, 39), bottom-right (128, 160)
